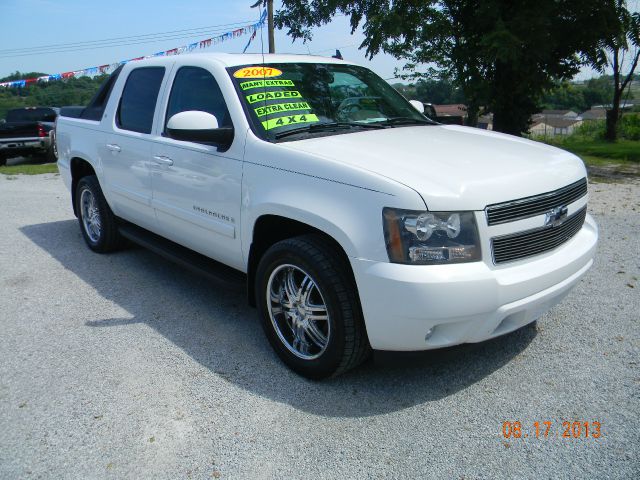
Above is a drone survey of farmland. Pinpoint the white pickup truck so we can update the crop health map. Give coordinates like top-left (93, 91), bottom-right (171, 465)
top-left (56, 53), bottom-right (598, 378)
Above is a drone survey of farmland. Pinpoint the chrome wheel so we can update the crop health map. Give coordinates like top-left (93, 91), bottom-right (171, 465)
top-left (52, 133), bottom-right (58, 159)
top-left (267, 264), bottom-right (330, 360)
top-left (80, 188), bottom-right (102, 244)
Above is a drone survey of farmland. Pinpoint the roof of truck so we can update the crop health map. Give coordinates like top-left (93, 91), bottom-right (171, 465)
top-left (130, 52), bottom-right (355, 68)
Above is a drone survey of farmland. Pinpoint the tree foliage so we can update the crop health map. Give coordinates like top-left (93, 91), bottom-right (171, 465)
top-left (581, 77), bottom-right (616, 109)
top-left (276, 0), bottom-right (620, 135)
top-left (0, 71), bottom-right (49, 83)
top-left (393, 77), bottom-right (465, 105)
top-left (393, 75), bottom-right (621, 113)
top-left (592, 1), bottom-right (640, 141)
top-left (539, 77), bottom-right (621, 112)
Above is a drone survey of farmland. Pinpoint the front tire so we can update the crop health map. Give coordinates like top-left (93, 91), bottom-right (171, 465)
top-left (75, 175), bottom-right (121, 253)
top-left (255, 235), bottom-right (370, 379)
top-left (0, 155), bottom-right (6, 167)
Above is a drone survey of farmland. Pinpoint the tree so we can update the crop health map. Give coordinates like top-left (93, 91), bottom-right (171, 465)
top-left (393, 77), bottom-right (466, 105)
top-left (414, 77), bottom-right (466, 105)
top-left (478, 1), bottom-right (619, 135)
top-left (595, 1), bottom-right (640, 141)
top-left (0, 71), bottom-right (48, 83)
top-left (582, 76), bottom-right (615, 109)
top-left (275, 0), bottom-right (489, 126)
top-left (391, 83), bottom-right (416, 100)
top-left (540, 82), bottom-right (588, 112)
top-left (276, 0), bottom-right (619, 135)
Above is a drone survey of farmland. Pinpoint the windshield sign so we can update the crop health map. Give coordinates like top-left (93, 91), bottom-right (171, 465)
top-left (228, 63), bottom-right (429, 141)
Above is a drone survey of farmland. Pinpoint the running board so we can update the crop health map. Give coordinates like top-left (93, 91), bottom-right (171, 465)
top-left (118, 222), bottom-right (246, 292)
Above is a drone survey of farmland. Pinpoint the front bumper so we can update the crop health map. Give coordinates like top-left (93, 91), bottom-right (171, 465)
top-left (351, 214), bottom-right (598, 351)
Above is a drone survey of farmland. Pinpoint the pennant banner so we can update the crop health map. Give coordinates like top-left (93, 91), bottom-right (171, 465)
top-left (0, 11), bottom-right (267, 89)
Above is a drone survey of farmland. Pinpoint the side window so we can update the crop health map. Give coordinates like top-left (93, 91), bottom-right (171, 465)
top-left (116, 67), bottom-right (165, 134)
top-left (165, 67), bottom-right (232, 130)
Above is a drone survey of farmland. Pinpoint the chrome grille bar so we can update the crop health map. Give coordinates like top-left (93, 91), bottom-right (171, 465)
top-left (486, 178), bottom-right (587, 226)
top-left (491, 207), bottom-right (587, 264)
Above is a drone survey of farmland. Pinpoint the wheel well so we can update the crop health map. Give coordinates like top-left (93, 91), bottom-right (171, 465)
top-left (70, 158), bottom-right (96, 217)
top-left (247, 215), bottom-right (353, 307)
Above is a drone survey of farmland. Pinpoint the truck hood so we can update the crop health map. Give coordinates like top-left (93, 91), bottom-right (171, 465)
top-left (281, 125), bottom-right (587, 211)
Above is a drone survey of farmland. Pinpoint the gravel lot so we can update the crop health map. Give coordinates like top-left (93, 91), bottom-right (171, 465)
top-left (0, 173), bottom-right (638, 479)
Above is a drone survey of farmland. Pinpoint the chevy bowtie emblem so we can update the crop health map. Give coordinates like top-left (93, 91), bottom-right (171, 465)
top-left (545, 205), bottom-right (568, 227)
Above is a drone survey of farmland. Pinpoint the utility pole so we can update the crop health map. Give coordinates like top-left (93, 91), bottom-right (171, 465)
top-left (251, 0), bottom-right (275, 53)
top-left (267, 0), bottom-right (275, 53)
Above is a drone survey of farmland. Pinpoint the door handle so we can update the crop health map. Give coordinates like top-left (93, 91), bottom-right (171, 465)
top-left (106, 143), bottom-right (121, 153)
top-left (152, 155), bottom-right (174, 166)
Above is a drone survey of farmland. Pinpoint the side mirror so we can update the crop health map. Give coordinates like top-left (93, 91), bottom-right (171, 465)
top-left (166, 111), bottom-right (234, 150)
top-left (422, 103), bottom-right (438, 119)
top-left (409, 100), bottom-right (425, 114)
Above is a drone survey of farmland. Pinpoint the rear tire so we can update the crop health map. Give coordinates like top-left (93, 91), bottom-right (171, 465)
top-left (45, 132), bottom-right (57, 163)
top-left (0, 155), bottom-right (6, 167)
top-left (255, 235), bottom-right (370, 379)
top-left (75, 175), bottom-right (122, 253)
top-left (44, 145), bottom-right (56, 163)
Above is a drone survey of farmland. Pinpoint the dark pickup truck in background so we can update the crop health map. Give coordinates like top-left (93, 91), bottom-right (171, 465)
top-left (0, 107), bottom-right (59, 166)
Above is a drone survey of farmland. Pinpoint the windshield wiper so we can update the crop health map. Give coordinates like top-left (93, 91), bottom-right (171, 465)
top-left (375, 117), bottom-right (434, 126)
top-left (274, 121), bottom-right (385, 139)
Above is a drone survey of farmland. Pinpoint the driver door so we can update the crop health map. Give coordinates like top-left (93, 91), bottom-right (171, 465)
top-left (150, 66), bottom-right (244, 271)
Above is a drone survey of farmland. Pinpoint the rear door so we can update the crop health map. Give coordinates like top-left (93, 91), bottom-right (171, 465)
top-left (150, 65), bottom-right (244, 270)
top-left (102, 67), bottom-right (167, 230)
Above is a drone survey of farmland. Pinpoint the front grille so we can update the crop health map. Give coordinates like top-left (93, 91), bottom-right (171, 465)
top-left (491, 207), bottom-right (587, 264)
top-left (486, 178), bottom-right (587, 226)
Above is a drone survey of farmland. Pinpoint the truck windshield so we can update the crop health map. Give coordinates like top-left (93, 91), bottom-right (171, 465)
top-left (227, 63), bottom-right (431, 142)
top-left (6, 108), bottom-right (57, 123)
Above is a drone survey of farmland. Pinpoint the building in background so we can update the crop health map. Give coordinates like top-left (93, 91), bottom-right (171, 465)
top-left (530, 117), bottom-right (583, 137)
top-left (539, 109), bottom-right (580, 118)
top-left (580, 108), bottom-right (607, 121)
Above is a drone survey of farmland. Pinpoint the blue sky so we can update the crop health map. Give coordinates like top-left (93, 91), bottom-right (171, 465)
top-left (0, 0), bottom-right (619, 82)
top-left (0, 0), bottom-right (403, 80)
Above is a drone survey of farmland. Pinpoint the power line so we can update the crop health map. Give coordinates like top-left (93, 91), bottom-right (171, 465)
top-left (0, 25), bottom-right (260, 59)
top-left (0, 20), bottom-right (254, 56)
top-left (1, 11), bottom-right (355, 58)
top-left (0, 36), bottom-right (231, 59)
top-left (0, 20), bottom-right (254, 54)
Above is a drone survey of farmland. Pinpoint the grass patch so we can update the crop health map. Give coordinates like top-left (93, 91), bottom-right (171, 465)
top-left (539, 138), bottom-right (640, 164)
top-left (536, 137), bottom-right (640, 180)
top-left (578, 155), bottom-right (621, 167)
top-left (555, 140), bottom-right (640, 163)
top-left (538, 114), bottom-right (640, 167)
top-left (0, 162), bottom-right (59, 175)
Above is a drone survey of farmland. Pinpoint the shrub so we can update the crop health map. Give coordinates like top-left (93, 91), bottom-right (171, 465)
top-left (620, 113), bottom-right (640, 141)
top-left (570, 120), bottom-right (606, 141)
top-left (558, 113), bottom-right (640, 142)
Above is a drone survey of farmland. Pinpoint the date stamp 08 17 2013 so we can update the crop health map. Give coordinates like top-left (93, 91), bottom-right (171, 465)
top-left (502, 421), bottom-right (602, 439)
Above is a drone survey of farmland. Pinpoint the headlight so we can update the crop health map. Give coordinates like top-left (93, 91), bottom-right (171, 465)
top-left (382, 208), bottom-right (481, 264)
